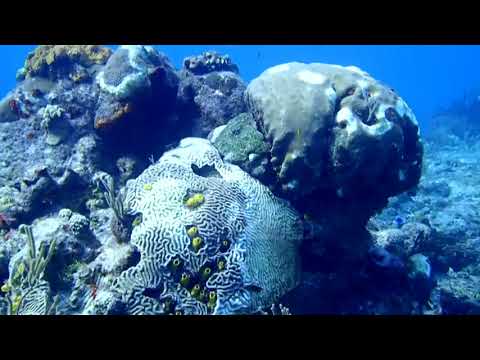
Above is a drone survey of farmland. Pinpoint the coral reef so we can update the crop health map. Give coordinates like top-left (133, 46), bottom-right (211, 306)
top-left (8, 45), bottom-right (480, 316)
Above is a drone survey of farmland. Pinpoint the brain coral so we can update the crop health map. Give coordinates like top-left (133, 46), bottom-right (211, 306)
top-left (246, 62), bottom-right (423, 227)
top-left (22, 45), bottom-right (112, 80)
top-left (112, 138), bottom-right (303, 315)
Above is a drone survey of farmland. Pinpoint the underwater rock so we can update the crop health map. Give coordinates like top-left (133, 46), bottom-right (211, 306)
top-left (69, 135), bottom-right (102, 183)
top-left (246, 62), bottom-right (423, 230)
top-left (372, 222), bottom-right (432, 259)
top-left (21, 45), bottom-right (112, 81)
top-left (435, 270), bottom-right (480, 314)
top-left (94, 46), bottom-right (179, 155)
top-left (96, 45), bottom-right (172, 100)
top-left (420, 180), bottom-right (451, 198)
top-left (40, 104), bottom-right (70, 146)
top-left (407, 253), bottom-right (431, 280)
top-left (0, 186), bottom-right (20, 215)
top-left (91, 240), bottom-right (139, 276)
top-left (67, 213), bottom-right (91, 239)
top-left (0, 95), bottom-right (21, 123)
top-left (6, 213), bottom-right (100, 301)
top-left (116, 155), bottom-right (144, 185)
top-left (210, 113), bottom-right (273, 184)
top-left (367, 246), bottom-right (405, 275)
top-left (183, 51), bottom-right (239, 75)
top-left (177, 58), bottom-right (247, 137)
top-left (374, 137), bottom-right (480, 276)
top-left (107, 137), bottom-right (303, 315)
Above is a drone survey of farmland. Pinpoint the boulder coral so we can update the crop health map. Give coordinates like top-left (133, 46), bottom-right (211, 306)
top-left (246, 62), bottom-right (423, 229)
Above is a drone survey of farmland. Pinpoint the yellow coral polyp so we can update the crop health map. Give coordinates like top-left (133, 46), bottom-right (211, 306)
top-left (208, 291), bottom-right (217, 301)
top-left (192, 237), bottom-right (203, 252)
top-left (207, 291), bottom-right (217, 309)
top-left (198, 290), bottom-right (207, 303)
top-left (143, 183), bottom-right (153, 191)
top-left (170, 257), bottom-right (182, 271)
top-left (187, 226), bottom-right (198, 238)
top-left (17, 262), bottom-right (25, 275)
top-left (220, 239), bottom-right (230, 251)
top-left (201, 267), bottom-right (212, 280)
top-left (217, 259), bottom-right (226, 271)
top-left (185, 193), bottom-right (205, 209)
top-left (132, 215), bottom-right (143, 227)
top-left (1, 282), bottom-right (11, 293)
top-left (191, 284), bottom-right (201, 298)
top-left (180, 273), bottom-right (190, 287)
top-left (11, 295), bottom-right (22, 313)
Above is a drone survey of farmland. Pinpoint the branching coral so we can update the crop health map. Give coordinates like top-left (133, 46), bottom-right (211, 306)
top-left (0, 225), bottom-right (59, 315)
top-left (99, 176), bottom-right (133, 243)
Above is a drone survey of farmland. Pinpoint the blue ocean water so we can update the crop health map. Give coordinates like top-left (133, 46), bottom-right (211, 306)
top-left (2, 45), bottom-right (480, 133)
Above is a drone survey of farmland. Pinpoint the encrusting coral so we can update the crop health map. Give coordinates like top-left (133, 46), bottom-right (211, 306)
top-left (20, 45), bottom-right (112, 81)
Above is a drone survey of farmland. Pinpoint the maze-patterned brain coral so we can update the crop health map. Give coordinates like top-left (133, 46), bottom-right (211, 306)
top-left (113, 138), bottom-right (303, 315)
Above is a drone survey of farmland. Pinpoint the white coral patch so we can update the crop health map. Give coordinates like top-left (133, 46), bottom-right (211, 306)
top-left (336, 107), bottom-right (359, 136)
top-left (296, 70), bottom-right (327, 85)
top-left (337, 105), bottom-right (393, 137)
top-left (364, 119), bottom-right (393, 136)
top-left (97, 71), bottom-right (148, 100)
top-left (208, 125), bottom-right (227, 142)
top-left (375, 103), bottom-right (390, 120)
top-left (266, 63), bottom-right (290, 74)
top-left (121, 45), bottom-right (146, 70)
top-left (346, 65), bottom-right (369, 76)
top-left (356, 79), bottom-right (369, 90)
top-left (325, 86), bottom-right (337, 103)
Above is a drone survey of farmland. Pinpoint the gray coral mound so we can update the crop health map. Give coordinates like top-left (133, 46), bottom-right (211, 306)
top-left (246, 62), bottom-right (423, 226)
top-left (113, 138), bottom-right (303, 315)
